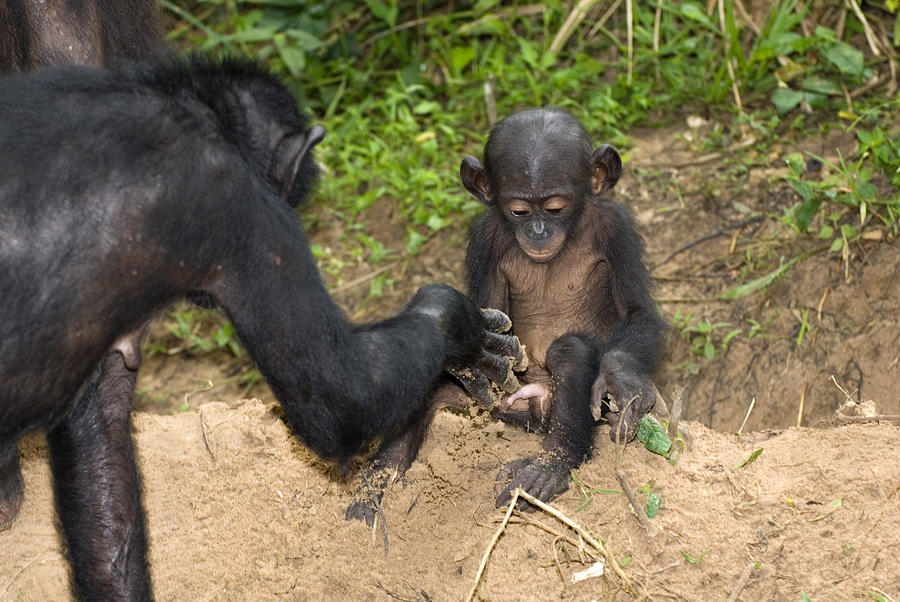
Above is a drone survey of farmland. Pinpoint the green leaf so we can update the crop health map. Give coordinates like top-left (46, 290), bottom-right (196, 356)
top-left (840, 223), bottom-right (858, 239)
top-left (645, 493), bottom-right (661, 519)
top-left (829, 236), bottom-right (844, 252)
top-left (636, 415), bottom-right (672, 457)
top-left (802, 76), bottom-right (840, 95)
top-left (785, 152), bottom-right (805, 177)
top-left (818, 225), bottom-right (834, 239)
top-left (822, 42), bottom-right (864, 76)
top-left (517, 38), bottom-right (539, 69)
top-left (449, 46), bottom-right (475, 74)
top-left (680, 3), bottom-right (712, 27)
top-left (732, 448), bottom-right (763, 471)
top-left (772, 88), bottom-right (803, 114)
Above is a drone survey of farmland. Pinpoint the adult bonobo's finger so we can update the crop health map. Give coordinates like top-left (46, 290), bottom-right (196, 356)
top-left (479, 308), bottom-right (512, 333)
top-left (483, 331), bottom-right (527, 371)
top-left (449, 368), bottom-right (493, 409)
top-left (477, 351), bottom-right (520, 393)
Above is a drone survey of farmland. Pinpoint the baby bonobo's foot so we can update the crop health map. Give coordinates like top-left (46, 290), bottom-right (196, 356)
top-left (494, 454), bottom-right (571, 510)
top-left (0, 450), bottom-right (24, 531)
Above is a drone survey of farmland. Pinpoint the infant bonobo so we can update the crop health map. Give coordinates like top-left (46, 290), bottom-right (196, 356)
top-left (346, 107), bottom-right (664, 524)
top-left (463, 107), bottom-right (666, 506)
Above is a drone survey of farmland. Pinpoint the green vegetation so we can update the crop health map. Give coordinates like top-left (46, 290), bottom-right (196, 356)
top-left (153, 1), bottom-right (898, 358)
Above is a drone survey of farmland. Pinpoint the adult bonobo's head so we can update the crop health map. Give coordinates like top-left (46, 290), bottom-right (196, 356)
top-left (153, 57), bottom-right (326, 208)
top-left (460, 107), bottom-right (622, 263)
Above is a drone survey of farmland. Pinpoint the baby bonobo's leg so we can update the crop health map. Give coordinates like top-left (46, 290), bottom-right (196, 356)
top-left (495, 334), bottom-right (599, 508)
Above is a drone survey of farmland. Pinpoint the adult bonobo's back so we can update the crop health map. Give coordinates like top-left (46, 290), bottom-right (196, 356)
top-left (0, 57), bottom-right (522, 600)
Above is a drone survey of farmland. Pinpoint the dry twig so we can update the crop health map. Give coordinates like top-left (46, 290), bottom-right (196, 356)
top-left (727, 562), bottom-right (756, 602)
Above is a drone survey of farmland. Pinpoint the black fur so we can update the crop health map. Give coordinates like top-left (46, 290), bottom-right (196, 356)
top-left (0, 57), bottom-right (521, 599)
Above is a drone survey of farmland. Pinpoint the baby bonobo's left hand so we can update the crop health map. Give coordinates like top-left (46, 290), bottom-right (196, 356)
top-left (591, 351), bottom-right (656, 443)
top-left (447, 308), bottom-right (526, 409)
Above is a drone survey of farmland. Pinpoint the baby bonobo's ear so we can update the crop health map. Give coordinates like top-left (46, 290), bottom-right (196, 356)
top-left (590, 144), bottom-right (622, 195)
top-left (460, 156), bottom-right (491, 206)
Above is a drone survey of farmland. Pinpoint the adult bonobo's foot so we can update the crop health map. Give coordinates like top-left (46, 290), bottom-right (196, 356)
top-left (494, 454), bottom-right (571, 510)
top-left (0, 447), bottom-right (24, 531)
top-left (344, 463), bottom-right (396, 527)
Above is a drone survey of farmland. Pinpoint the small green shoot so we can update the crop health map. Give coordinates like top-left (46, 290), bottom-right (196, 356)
top-left (808, 498), bottom-right (842, 522)
top-left (680, 549), bottom-right (709, 565)
top-left (732, 448), bottom-right (763, 471)
top-left (801, 592), bottom-right (815, 602)
top-left (645, 492), bottom-right (661, 519)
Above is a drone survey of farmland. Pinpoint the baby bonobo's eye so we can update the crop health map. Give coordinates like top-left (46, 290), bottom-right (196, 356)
top-left (543, 197), bottom-right (569, 215)
top-left (506, 200), bottom-right (532, 218)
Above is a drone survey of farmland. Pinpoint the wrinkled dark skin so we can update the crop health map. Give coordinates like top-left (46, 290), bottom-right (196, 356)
top-left (346, 108), bottom-right (664, 522)
top-left (0, 58), bottom-right (522, 600)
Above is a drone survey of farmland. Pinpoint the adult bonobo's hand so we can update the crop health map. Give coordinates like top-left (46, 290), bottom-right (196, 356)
top-left (407, 284), bottom-right (525, 408)
top-left (590, 351), bottom-right (656, 443)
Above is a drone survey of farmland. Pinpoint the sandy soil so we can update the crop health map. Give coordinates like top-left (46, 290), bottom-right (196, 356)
top-left (2, 123), bottom-right (899, 601)
top-left (3, 402), bottom-right (898, 601)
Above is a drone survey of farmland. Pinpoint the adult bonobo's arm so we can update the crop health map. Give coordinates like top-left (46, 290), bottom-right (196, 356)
top-left (590, 201), bottom-right (667, 441)
top-left (205, 193), bottom-right (519, 467)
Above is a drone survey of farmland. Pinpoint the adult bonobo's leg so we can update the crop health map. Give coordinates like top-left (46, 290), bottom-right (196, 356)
top-left (496, 334), bottom-right (599, 507)
top-left (46, 352), bottom-right (150, 601)
top-left (0, 445), bottom-right (24, 531)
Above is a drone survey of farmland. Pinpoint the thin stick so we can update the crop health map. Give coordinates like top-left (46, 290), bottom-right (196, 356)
top-left (465, 490), bottom-right (520, 602)
top-left (653, 0), bottom-right (662, 53)
top-left (733, 0), bottom-right (760, 35)
top-left (550, 0), bottom-right (601, 54)
top-left (797, 382), bottom-right (808, 427)
top-left (727, 562), bottom-right (756, 602)
top-left (199, 409), bottom-right (215, 461)
top-left (737, 397), bottom-right (755, 435)
top-left (667, 388), bottom-right (683, 442)
top-left (614, 398), bottom-right (655, 536)
top-left (0, 552), bottom-right (53, 599)
top-left (816, 287), bottom-right (831, 322)
top-left (626, 0), bottom-right (634, 86)
top-left (362, 472), bottom-right (389, 554)
top-left (516, 490), bottom-right (635, 594)
top-left (718, 0), bottom-right (743, 110)
top-left (845, 0), bottom-right (881, 57)
top-left (483, 74), bottom-right (497, 127)
top-left (652, 216), bottom-right (765, 270)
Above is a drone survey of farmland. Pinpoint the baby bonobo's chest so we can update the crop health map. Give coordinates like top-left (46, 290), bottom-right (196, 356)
top-left (500, 232), bottom-right (612, 378)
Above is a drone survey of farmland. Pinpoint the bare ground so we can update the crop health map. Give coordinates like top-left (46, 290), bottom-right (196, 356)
top-left (2, 123), bottom-right (899, 600)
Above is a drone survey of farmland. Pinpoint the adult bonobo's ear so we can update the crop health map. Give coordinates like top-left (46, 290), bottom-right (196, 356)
top-left (271, 125), bottom-right (326, 201)
top-left (460, 156), bottom-right (491, 206)
top-left (590, 144), bottom-right (622, 195)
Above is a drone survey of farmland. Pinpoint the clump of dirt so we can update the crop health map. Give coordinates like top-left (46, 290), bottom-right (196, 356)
top-left (3, 401), bottom-right (898, 600)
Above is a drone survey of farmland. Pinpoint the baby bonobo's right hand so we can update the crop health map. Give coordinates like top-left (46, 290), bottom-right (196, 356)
top-left (447, 308), bottom-right (526, 409)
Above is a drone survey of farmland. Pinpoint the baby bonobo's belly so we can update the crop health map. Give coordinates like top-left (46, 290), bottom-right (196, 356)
top-left (495, 244), bottom-right (610, 428)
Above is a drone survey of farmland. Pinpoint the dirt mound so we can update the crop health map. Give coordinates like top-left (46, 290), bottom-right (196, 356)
top-left (2, 400), bottom-right (898, 600)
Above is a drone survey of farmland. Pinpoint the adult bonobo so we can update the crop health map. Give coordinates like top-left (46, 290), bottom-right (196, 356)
top-left (0, 0), bottom-right (165, 72)
top-left (346, 107), bottom-right (665, 522)
top-left (0, 57), bottom-right (522, 600)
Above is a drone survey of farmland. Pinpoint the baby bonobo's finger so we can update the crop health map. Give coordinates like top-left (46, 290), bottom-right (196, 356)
top-left (480, 308), bottom-right (512, 333)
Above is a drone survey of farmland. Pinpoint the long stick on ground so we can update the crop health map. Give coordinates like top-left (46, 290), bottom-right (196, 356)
top-left (465, 490), bottom-right (520, 602)
top-left (516, 489), bottom-right (635, 595)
